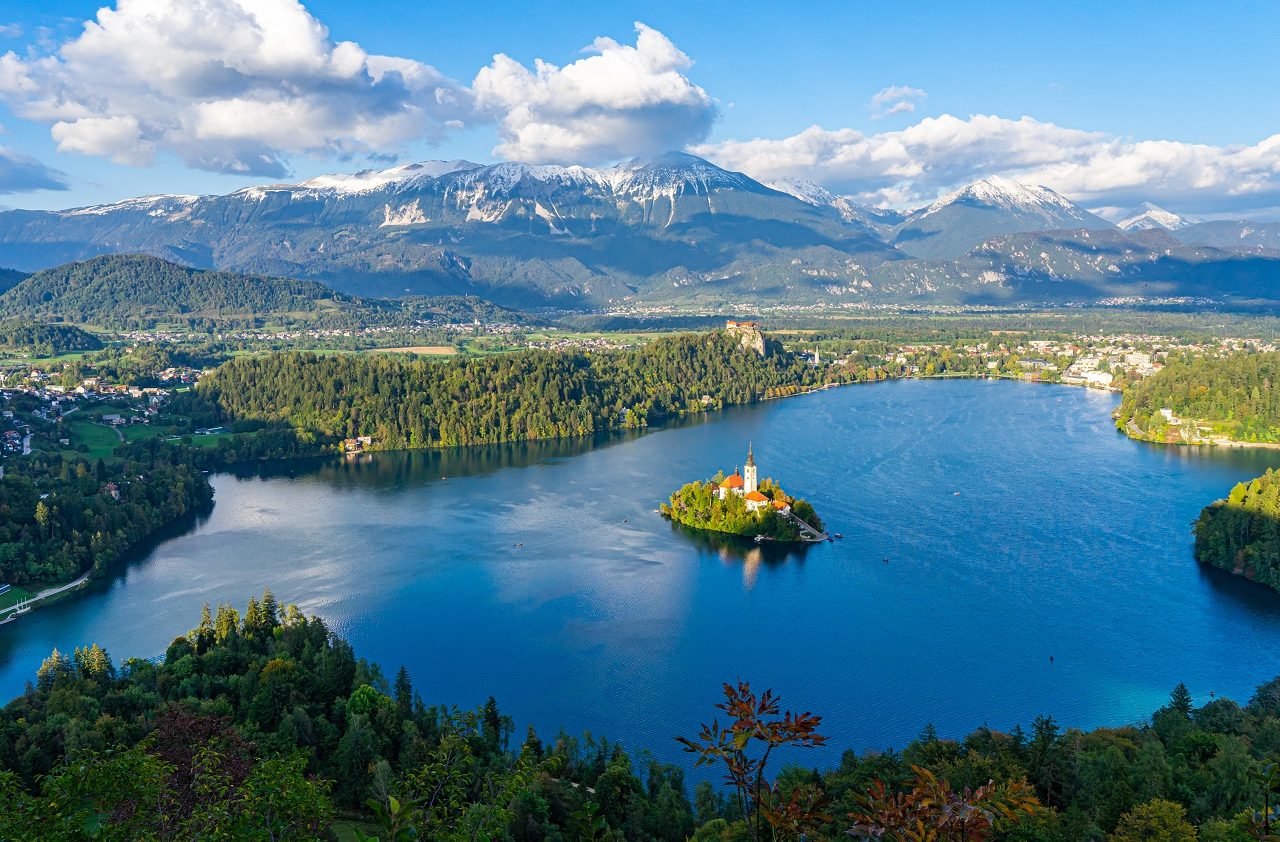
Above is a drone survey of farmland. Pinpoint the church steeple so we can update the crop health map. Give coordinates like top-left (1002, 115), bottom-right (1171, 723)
top-left (743, 443), bottom-right (757, 494)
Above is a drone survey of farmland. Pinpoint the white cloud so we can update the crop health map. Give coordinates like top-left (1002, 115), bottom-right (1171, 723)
top-left (472, 22), bottom-right (716, 164)
top-left (0, 0), bottom-right (471, 176)
top-left (868, 85), bottom-right (925, 120)
top-left (695, 114), bottom-right (1280, 214)
top-left (0, 24), bottom-right (21, 39)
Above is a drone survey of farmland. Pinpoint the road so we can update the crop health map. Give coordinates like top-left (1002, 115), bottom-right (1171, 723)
top-left (21, 433), bottom-right (30, 455)
top-left (0, 568), bottom-right (93, 625)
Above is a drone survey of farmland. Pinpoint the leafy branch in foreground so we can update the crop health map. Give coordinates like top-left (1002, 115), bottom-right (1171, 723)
top-left (678, 680), bottom-right (829, 840)
top-left (846, 765), bottom-right (1038, 841)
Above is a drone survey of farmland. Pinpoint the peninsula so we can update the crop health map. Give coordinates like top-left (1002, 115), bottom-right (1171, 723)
top-left (661, 444), bottom-right (826, 542)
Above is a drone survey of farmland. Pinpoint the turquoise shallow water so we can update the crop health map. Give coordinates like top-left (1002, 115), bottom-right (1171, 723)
top-left (5, 378), bottom-right (1280, 767)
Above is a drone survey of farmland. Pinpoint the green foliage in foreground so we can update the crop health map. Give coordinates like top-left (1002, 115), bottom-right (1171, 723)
top-left (1118, 351), bottom-right (1280, 443)
top-left (199, 331), bottom-right (833, 448)
top-left (1195, 468), bottom-right (1280, 592)
top-left (9, 600), bottom-right (1280, 839)
top-left (661, 476), bottom-right (824, 541)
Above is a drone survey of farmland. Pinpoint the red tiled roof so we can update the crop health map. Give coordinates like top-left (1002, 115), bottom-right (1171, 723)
top-left (720, 474), bottom-right (744, 488)
top-left (745, 490), bottom-right (769, 502)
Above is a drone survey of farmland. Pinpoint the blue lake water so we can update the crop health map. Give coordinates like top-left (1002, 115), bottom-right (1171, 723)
top-left (5, 378), bottom-right (1280, 768)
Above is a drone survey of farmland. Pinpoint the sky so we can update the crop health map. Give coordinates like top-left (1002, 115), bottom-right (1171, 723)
top-left (0, 0), bottom-right (1278, 218)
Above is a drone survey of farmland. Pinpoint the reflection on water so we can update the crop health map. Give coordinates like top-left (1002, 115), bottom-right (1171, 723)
top-left (6, 378), bottom-right (1280, 770)
top-left (667, 521), bottom-right (814, 590)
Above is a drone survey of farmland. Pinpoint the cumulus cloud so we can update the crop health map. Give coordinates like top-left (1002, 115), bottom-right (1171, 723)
top-left (0, 24), bottom-right (21, 39)
top-left (695, 114), bottom-right (1280, 214)
top-left (0, 0), bottom-right (471, 176)
top-left (868, 85), bottom-right (925, 119)
top-left (0, 144), bottom-right (68, 193)
top-left (472, 22), bottom-right (717, 164)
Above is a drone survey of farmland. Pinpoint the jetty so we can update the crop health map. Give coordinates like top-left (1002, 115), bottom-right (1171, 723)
top-left (0, 569), bottom-right (93, 626)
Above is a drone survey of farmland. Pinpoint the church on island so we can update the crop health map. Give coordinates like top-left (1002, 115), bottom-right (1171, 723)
top-left (717, 444), bottom-right (790, 515)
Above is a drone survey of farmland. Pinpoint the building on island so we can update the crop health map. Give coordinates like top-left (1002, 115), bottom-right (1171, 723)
top-left (717, 444), bottom-right (788, 513)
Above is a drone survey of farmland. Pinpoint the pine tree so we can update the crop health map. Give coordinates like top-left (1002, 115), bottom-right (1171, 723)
top-left (1170, 682), bottom-right (1194, 718)
top-left (214, 604), bottom-right (239, 643)
top-left (193, 603), bottom-right (215, 654)
top-left (393, 666), bottom-right (413, 719)
top-left (260, 587), bottom-right (279, 632)
top-left (243, 597), bottom-right (262, 637)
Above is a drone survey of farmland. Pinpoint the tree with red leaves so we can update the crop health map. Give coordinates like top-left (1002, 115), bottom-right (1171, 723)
top-left (677, 680), bottom-right (829, 841)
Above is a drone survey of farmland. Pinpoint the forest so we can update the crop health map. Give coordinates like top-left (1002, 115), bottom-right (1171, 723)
top-left (0, 254), bottom-right (364, 329)
top-left (0, 442), bottom-right (212, 586)
top-left (0, 320), bottom-right (103, 356)
top-left (0, 331), bottom-right (825, 592)
top-left (4, 597), bottom-right (1280, 840)
top-left (0, 254), bottom-right (532, 332)
top-left (1116, 352), bottom-right (1280, 443)
top-left (198, 332), bottom-right (833, 449)
top-left (1194, 468), bottom-right (1280, 593)
top-left (661, 475), bottom-right (823, 541)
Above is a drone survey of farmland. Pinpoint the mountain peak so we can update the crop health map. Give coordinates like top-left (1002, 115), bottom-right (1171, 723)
top-left (299, 160), bottom-right (482, 194)
top-left (765, 177), bottom-right (837, 206)
top-left (1116, 202), bottom-right (1188, 231)
top-left (923, 176), bottom-right (1077, 218)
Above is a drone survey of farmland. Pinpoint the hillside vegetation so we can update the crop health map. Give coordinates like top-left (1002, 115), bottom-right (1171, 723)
top-left (0, 254), bottom-right (363, 329)
top-left (0, 254), bottom-right (533, 332)
top-left (1117, 351), bottom-right (1280, 443)
top-left (1195, 468), bottom-right (1280, 591)
top-left (198, 332), bottom-right (828, 448)
top-left (5, 599), bottom-right (1280, 839)
top-left (0, 320), bottom-right (103, 356)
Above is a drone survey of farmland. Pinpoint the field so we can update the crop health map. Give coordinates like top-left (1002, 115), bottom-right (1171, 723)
top-left (366, 345), bottom-right (457, 355)
top-left (0, 585), bottom-right (34, 612)
top-left (63, 417), bottom-right (122, 461)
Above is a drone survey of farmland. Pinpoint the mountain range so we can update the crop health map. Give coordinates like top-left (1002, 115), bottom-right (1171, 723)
top-left (0, 152), bottom-right (1276, 309)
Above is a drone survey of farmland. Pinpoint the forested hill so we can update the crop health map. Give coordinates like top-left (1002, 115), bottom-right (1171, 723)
top-left (199, 332), bottom-right (827, 448)
top-left (0, 254), bottom-right (534, 331)
top-left (0, 267), bottom-right (26, 294)
top-left (0, 254), bottom-right (382, 329)
top-left (1116, 351), bottom-right (1280, 443)
top-left (1195, 468), bottom-right (1280, 591)
top-left (0, 320), bottom-right (103, 355)
top-left (7, 598), bottom-right (1280, 839)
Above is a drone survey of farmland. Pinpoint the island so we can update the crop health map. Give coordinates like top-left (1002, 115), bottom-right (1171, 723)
top-left (660, 444), bottom-right (827, 542)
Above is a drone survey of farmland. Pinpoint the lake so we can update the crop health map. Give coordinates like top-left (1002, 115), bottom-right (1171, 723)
top-left (5, 378), bottom-right (1280, 768)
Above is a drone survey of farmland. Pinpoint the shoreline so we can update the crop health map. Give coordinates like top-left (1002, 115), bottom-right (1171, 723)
top-left (1121, 422), bottom-right (1280, 450)
top-left (0, 568), bottom-right (93, 625)
top-left (0, 375), bottom-right (1181, 628)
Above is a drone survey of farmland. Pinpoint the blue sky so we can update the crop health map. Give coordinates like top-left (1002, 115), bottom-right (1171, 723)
top-left (1, 0), bottom-right (1278, 215)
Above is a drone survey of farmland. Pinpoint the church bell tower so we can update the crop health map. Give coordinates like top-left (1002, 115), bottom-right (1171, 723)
top-left (743, 443), bottom-right (758, 494)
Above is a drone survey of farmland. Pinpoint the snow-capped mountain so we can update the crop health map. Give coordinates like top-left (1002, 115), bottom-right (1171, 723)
top-left (1171, 219), bottom-right (1280, 252)
top-left (1116, 202), bottom-right (1188, 232)
top-left (0, 153), bottom-right (899, 305)
top-left (0, 156), bottom-right (1275, 308)
top-left (891, 176), bottom-right (1115, 259)
top-left (296, 160), bottom-right (482, 194)
top-left (766, 178), bottom-right (906, 236)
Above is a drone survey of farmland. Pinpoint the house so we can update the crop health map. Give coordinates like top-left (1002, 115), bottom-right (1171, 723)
top-left (744, 490), bottom-right (771, 512)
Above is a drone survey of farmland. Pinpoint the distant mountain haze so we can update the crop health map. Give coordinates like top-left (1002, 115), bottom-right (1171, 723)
top-left (0, 154), bottom-right (1275, 308)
